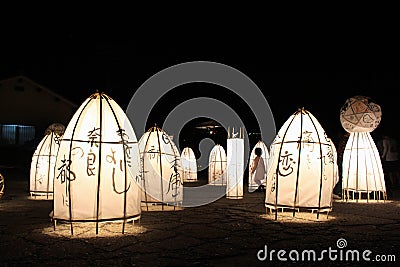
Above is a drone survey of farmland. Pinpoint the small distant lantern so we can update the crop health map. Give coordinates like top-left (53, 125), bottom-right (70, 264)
top-left (208, 144), bottom-right (227, 185)
top-left (265, 108), bottom-right (338, 219)
top-left (340, 96), bottom-right (386, 201)
top-left (138, 125), bottom-right (183, 210)
top-left (248, 140), bottom-right (269, 193)
top-left (181, 147), bottom-right (197, 182)
top-left (30, 123), bottom-right (64, 199)
top-left (226, 127), bottom-right (244, 199)
top-left (53, 92), bottom-right (142, 235)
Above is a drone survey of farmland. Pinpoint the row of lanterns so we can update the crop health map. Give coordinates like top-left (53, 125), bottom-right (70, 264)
top-left (28, 92), bottom-right (387, 234)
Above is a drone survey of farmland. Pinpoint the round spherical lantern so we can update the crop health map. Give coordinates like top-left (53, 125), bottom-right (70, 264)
top-left (53, 92), bottom-right (141, 235)
top-left (138, 125), bottom-right (183, 210)
top-left (208, 144), bottom-right (227, 186)
top-left (30, 124), bottom-right (64, 199)
top-left (181, 147), bottom-right (197, 182)
top-left (265, 108), bottom-right (339, 219)
top-left (340, 95), bottom-right (382, 133)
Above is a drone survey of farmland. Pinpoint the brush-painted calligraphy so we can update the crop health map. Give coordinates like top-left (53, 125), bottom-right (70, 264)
top-left (278, 150), bottom-right (295, 177)
top-left (167, 156), bottom-right (182, 197)
top-left (106, 148), bottom-right (131, 194)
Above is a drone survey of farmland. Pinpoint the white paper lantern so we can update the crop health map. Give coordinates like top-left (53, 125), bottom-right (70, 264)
top-left (181, 147), bottom-right (197, 182)
top-left (248, 140), bottom-right (269, 193)
top-left (226, 128), bottom-right (244, 199)
top-left (340, 95), bottom-right (386, 201)
top-left (208, 144), bottom-right (227, 185)
top-left (265, 108), bottom-right (338, 218)
top-left (340, 95), bottom-right (382, 133)
top-left (53, 92), bottom-right (142, 234)
top-left (342, 132), bottom-right (386, 201)
top-left (139, 125), bottom-right (183, 209)
top-left (30, 127), bottom-right (63, 199)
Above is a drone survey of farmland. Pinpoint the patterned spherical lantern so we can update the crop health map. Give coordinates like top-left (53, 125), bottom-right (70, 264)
top-left (53, 92), bottom-right (141, 235)
top-left (340, 95), bottom-right (381, 133)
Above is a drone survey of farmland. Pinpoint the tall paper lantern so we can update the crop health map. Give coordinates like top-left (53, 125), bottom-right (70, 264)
top-left (248, 140), bottom-right (269, 193)
top-left (139, 125), bottom-right (183, 209)
top-left (265, 108), bottom-right (338, 219)
top-left (208, 144), bottom-right (227, 185)
top-left (30, 124), bottom-right (64, 199)
top-left (181, 147), bottom-right (197, 182)
top-left (53, 92), bottom-right (141, 234)
top-left (226, 128), bottom-right (244, 199)
top-left (340, 95), bottom-right (386, 201)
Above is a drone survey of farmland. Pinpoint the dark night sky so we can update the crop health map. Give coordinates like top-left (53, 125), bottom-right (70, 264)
top-left (1, 30), bottom-right (399, 145)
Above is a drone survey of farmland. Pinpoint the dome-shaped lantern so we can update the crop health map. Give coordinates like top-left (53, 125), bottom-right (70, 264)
top-left (208, 144), bottom-right (227, 186)
top-left (53, 92), bottom-right (141, 235)
top-left (265, 108), bottom-right (339, 219)
top-left (30, 124), bottom-right (64, 199)
top-left (248, 140), bottom-right (269, 193)
top-left (138, 125), bottom-right (183, 210)
top-left (181, 147), bottom-right (197, 182)
top-left (340, 96), bottom-right (386, 201)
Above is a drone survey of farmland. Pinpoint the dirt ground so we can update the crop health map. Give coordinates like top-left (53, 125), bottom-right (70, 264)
top-left (1, 167), bottom-right (399, 266)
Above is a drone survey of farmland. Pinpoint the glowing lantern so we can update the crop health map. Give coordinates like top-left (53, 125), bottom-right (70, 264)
top-left (138, 125), bottom-right (183, 209)
top-left (340, 95), bottom-right (381, 133)
top-left (248, 140), bottom-right (269, 193)
top-left (208, 144), bottom-right (227, 185)
top-left (265, 108), bottom-right (338, 218)
top-left (226, 127), bottom-right (244, 199)
top-left (340, 96), bottom-right (386, 201)
top-left (30, 123), bottom-right (64, 199)
top-left (181, 147), bottom-right (197, 182)
top-left (53, 92), bottom-right (141, 234)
